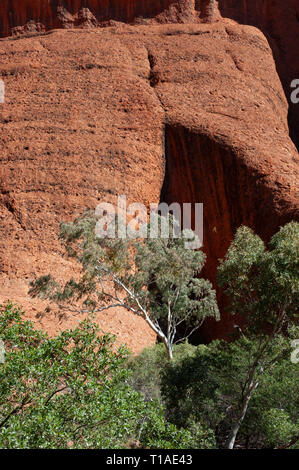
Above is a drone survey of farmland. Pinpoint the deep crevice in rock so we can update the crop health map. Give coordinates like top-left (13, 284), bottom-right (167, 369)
top-left (159, 123), bottom-right (297, 341)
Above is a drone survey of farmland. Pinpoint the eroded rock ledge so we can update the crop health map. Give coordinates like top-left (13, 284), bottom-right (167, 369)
top-left (0, 1), bottom-right (217, 37)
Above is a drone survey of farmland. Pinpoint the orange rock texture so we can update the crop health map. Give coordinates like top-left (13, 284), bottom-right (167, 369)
top-left (2, 1), bottom-right (298, 144)
top-left (218, 0), bottom-right (299, 149)
top-left (0, 1), bottom-right (298, 348)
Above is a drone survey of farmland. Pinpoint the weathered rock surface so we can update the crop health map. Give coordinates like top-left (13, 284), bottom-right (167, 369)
top-left (0, 26), bottom-right (165, 351)
top-left (2, 1), bottom-right (298, 147)
top-left (218, 0), bottom-right (299, 151)
top-left (0, 7), bottom-right (298, 346)
top-left (154, 21), bottom-right (299, 339)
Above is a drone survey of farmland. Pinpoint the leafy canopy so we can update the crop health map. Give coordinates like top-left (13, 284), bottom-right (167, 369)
top-left (215, 222), bottom-right (299, 448)
top-left (217, 222), bottom-right (299, 333)
top-left (159, 336), bottom-right (298, 449)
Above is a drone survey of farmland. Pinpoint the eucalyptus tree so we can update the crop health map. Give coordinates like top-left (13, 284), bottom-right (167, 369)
top-left (217, 222), bottom-right (299, 449)
top-left (30, 212), bottom-right (219, 360)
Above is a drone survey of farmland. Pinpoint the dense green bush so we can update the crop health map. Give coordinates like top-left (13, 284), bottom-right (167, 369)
top-left (0, 304), bottom-right (198, 449)
top-left (127, 342), bottom-right (196, 403)
top-left (128, 336), bottom-right (298, 449)
top-left (161, 343), bottom-right (223, 431)
top-left (140, 405), bottom-right (216, 449)
top-left (128, 342), bottom-right (217, 447)
top-left (160, 333), bottom-right (299, 448)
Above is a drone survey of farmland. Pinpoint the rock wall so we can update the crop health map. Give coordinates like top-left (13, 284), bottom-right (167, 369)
top-left (153, 21), bottom-right (299, 338)
top-left (0, 26), bottom-right (165, 351)
top-left (0, 0), bottom-right (184, 37)
top-left (218, 0), bottom-right (299, 150)
top-left (0, 20), bottom-right (298, 345)
top-left (1, 1), bottom-right (298, 148)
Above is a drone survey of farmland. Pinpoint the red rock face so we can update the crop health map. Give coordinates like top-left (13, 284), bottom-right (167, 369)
top-left (162, 125), bottom-right (298, 340)
top-left (1, 1), bottom-right (298, 147)
top-left (0, 4), bottom-right (298, 347)
top-left (153, 22), bottom-right (299, 339)
top-left (218, 0), bottom-right (299, 150)
top-left (1, 20), bottom-right (298, 346)
top-left (0, 26), bottom-right (165, 352)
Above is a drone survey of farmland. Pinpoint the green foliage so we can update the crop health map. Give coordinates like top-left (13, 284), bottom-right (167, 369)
top-left (161, 343), bottom-right (223, 431)
top-left (160, 336), bottom-right (298, 449)
top-left (217, 222), bottom-right (299, 333)
top-left (128, 342), bottom-right (197, 403)
top-left (140, 403), bottom-right (216, 449)
top-left (13, 216), bottom-right (299, 448)
top-left (127, 344), bottom-right (167, 403)
top-left (216, 222), bottom-right (299, 448)
top-left (0, 303), bottom-right (196, 449)
top-left (259, 409), bottom-right (298, 448)
top-left (128, 342), bottom-right (217, 448)
top-left (240, 356), bottom-right (299, 449)
top-left (132, 216), bottom-right (219, 328)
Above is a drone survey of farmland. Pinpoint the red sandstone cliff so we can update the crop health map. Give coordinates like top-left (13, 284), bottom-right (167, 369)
top-left (218, 0), bottom-right (299, 151)
top-left (1, 1), bottom-right (298, 145)
top-left (0, 2), bottom-right (298, 348)
top-left (1, 20), bottom-right (298, 345)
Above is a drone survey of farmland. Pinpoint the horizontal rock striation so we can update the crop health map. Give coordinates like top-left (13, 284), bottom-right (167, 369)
top-left (218, 0), bottom-right (299, 153)
top-left (1, 1), bottom-right (298, 149)
top-left (0, 20), bottom-right (298, 345)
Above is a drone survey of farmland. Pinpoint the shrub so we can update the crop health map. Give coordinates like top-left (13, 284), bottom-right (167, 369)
top-left (0, 303), bottom-right (198, 449)
top-left (128, 342), bottom-right (197, 403)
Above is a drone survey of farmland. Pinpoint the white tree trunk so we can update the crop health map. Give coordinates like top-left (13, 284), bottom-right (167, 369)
top-left (167, 343), bottom-right (173, 361)
top-left (226, 381), bottom-right (258, 449)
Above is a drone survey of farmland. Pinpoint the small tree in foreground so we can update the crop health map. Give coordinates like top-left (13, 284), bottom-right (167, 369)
top-left (217, 221), bottom-right (299, 449)
top-left (30, 212), bottom-right (219, 360)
